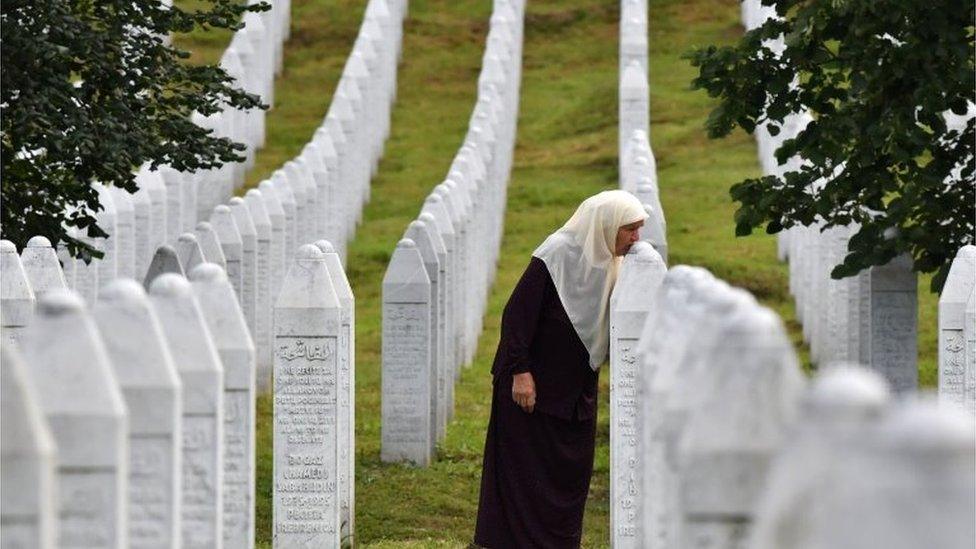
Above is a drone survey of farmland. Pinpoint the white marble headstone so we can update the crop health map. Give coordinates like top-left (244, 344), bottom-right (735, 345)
top-left (677, 305), bottom-right (805, 548)
top-left (210, 205), bottom-right (244, 300)
top-left (109, 186), bottom-right (137, 280)
top-left (19, 290), bottom-right (129, 549)
top-left (256, 180), bottom-right (288, 305)
top-left (273, 245), bottom-right (342, 547)
top-left (750, 365), bottom-right (890, 549)
top-left (20, 237), bottom-right (68, 300)
top-left (1, 240), bottom-right (36, 345)
top-left (864, 254), bottom-right (918, 392)
top-left (381, 239), bottom-right (434, 466)
top-left (1, 344), bottom-right (58, 549)
top-left (195, 221), bottom-right (228, 271)
top-left (189, 264), bottom-right (256, 549)
top-left (144, 245), bottom-right (185, 291)
top-left (939, 245), bottom-right (976, 412)
top-left (784, 400), bottom-right (974, 549)
top-left (228, 197), bottom-right (259, 357)
top-left (609, 241), bottom-right (666, 548)
top-left (176, 233), bottom-right (206, 273)
top-left (313, 239), bottom-right (356, 541)
top-left (404, 221), bottom-right (444, 443)
top-left (93, 279), bottom-right (182, 549)
top-left (149, 274), bottom-right (225, 549)
top-left (244, 189), bottom-right (273, 384)
top-left (92, 183), bottom-right (120, 288)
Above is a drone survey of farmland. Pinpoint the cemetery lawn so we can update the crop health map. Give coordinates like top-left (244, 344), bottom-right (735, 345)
top-left (184, 0), bottom-right (939, 546)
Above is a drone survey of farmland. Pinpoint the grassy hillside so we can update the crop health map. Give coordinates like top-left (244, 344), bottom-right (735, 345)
top-left (179, 0), bottom-right (940, 546)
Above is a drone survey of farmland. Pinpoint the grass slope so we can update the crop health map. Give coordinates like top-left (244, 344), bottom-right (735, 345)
top-left (181, 0), bottom-right (939, 546)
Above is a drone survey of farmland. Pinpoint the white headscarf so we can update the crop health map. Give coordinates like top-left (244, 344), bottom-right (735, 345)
top-left (533, 190), bottom-right (648, 369)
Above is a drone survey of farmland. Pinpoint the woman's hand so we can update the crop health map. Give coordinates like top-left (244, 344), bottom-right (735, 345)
top-left (512, 372), bottom-right (536, 413)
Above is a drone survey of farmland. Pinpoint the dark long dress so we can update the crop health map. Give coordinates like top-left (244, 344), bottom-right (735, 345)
top-left (474, 257), bottom-right (599, 549)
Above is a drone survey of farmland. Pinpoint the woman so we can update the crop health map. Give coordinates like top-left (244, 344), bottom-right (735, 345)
top-left (474, 190), bottom-right (647, 548)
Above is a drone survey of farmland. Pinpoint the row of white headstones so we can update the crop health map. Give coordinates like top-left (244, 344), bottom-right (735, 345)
top-left (62, 0), bottom-right (291, 296)
top-left (608, 252), bottom-right (975, 549)
top-left (378, 0), bottom-right (525, 467)
top-left (0, 0), bottom-right (408, 547)
top-left (741, 0), bottom-right (976, 406)
top-left (1, 237), bottom-right (357, 549)
top-left (608, 0), bottom-right (976, 546)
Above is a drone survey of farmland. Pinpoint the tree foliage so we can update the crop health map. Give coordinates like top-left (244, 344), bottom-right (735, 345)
top-left (688, 0), bottom-right (975, 292)
top-left (1, 0), bottom-right (268, 260)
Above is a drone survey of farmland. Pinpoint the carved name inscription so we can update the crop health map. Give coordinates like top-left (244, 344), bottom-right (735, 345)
top-left (382, 303), bottom-right (431, 454)
top-left (130, 437), bottom-right (175, 547)
top-left (274, 336), bottom-right (339, 541)
top-left (613, 339), bottom-right (641, 542)
top-left (338, 314), bottom-right (353, 535)
top-left (942, 330), bottom-right (967, 406)
top-left (182, 415), bottom-right (219, 549)
top-left (225, 259), bottom-right (243, 300)
top-left (223, 390), bottom-right (250, 544)
top-left (871, 292), bottom-right (917, 392)
top-left (59, 470), bottom-right (118, 548)
top-left (241, 249), bottom-right (256, 326)
top-left (254, 241), bottom-right (271, 347)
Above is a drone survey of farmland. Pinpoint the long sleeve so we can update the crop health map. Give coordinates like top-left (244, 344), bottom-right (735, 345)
top-left (490, 257), bottom-right (549, 376)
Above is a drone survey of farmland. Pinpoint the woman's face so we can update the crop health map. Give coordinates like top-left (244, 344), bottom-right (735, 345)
top-left (615, 220), bottom-right (644, 256)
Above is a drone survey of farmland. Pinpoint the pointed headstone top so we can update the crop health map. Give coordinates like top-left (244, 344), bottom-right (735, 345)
top-left (176, 232), bottom-right (205, 272)
top-left (189, 263), bottom-right (252, 351)
top-left (144, 245), bottom-right (184, 290)
top-left (276, 245), bottom-right (338, 309)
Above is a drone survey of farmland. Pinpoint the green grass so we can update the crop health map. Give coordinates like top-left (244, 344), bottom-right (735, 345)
top-left (177, 0), bottom-right (940, 546)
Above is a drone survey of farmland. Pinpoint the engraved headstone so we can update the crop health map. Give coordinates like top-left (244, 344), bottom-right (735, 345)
top-left (421, 196), bottom-right (457, 386)
top-left (149, 274), bottom-right (225, 549)
top-left (642, 271), bottom-right (746, 548)
top-left (92, 183), bottom-right (120, 288)
top-left (641, 203), bottom-right (668, 264)
top-left (619, 61), bottom-right (648, 172)
top-left (939, 245), bottom-right (976, 412)
top-left (19, 290), bottom-right (128, 549)
top-left (257, 180), bottom-right (288, 304)
top-left (109, 186), bottom-right (137, 280)
top-left (143, 245), bottom-right (185, 291)
top-left (381, 239), bottom-right (434, 466)
top-left (751, 365), bottom-right (890, 549)
top-left (404, 221), bottom-right (444, 442)
top-left (609, 241), bottom-right (666, 547)
top-left (778, 400), bottom-right (974, 549)
top-left (93, 280), bottom-right (182, 549)
top-left (189, 264), bottom-right (256, 549)
top-left (131, 181), bottom-right (154, 279)
top-left (1, 344), bottom-right (58, 549)
top-left (57, 233), bottom-right (77, 290)
top-left (289, 159), bottom-right (316, 240)
top-left (244, 189), bottom-right (273, 383)
top-left (159, 167), bottom-right (184, 242)
top-left (228, 197), bottom-right (259, 357)
top-left (677, 305), bottom-right (805, 548)
top-left (195, 222), bottom-right (228, 271)
top-left (73, 230), bottom-right (101, 302)
top-left (417, 213), bottom-right (451, 380)
top-left (273, 245), bottom-right (342, 547)
top-left (966, 291), bottom-right (976, 415)
top-left (210, 205), bottom-right (245, 300)
top-left (176, 233), bottom-right (206, 273)
top-left (1, 240), bottom-right (36, 345)
top-left (135, 165), bottom-right (168, 266)
top-left (313, 240), bottom-right (356, 542)
top-left (265, 176), bottom-right (295, 268)
top-left (863, 254), bottom-right (918, 392)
